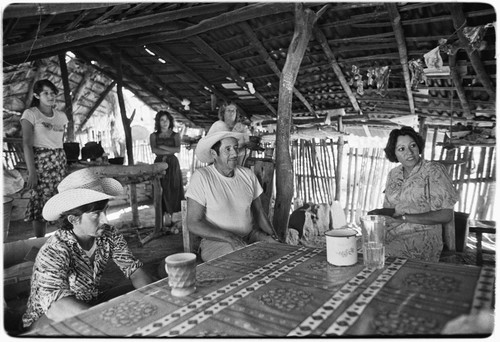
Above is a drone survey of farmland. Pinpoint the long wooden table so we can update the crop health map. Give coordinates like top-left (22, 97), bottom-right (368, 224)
top-left (28, 242), bottom-right (494, 337)
top-left (87, 163), bottom-right (168, 246)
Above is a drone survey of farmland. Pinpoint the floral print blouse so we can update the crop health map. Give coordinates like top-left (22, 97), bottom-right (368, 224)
top-left (382, 159), bottom-right (459, 261)
top-left (22, 224), bottom-right (142, 328)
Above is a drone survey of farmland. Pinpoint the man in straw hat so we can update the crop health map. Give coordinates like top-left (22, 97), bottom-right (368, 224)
top-left (22, 168), bottom-right (153, 331)
top-left (185, 121), bottom-right (279, 262)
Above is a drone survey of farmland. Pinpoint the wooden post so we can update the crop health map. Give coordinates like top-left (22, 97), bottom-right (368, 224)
top-left (447, 4), bottom-right (495, 99)
top-left (335, 136), bottom-right (344, 201)
top-left (273, 4), bottom-right (316, 241)
top-left (449, 53), bottom-right (472, 119)
top-left (386, 3), bottom-right (415, 114)
top-left (112, 50), bottom-right (139, 226)
top-left (58, 53), bottom-right (75, 141)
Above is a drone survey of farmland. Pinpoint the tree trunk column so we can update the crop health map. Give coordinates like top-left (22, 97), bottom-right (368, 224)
top-left (273, 4), bottom-right (316, 241)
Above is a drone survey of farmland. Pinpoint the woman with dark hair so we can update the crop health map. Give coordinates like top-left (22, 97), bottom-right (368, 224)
top-left (372, 126), bottom-right (458, 262)
top-left (22, 169), bottom-right (153, 331)
top-left (21, 79), bottom-right (68, 237)
top-left (150, 111), bottom-right (185, 225)
top-left (217, 102), bottom-right (251, 165)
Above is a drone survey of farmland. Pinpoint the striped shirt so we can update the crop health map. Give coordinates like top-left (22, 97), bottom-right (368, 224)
top-left (22, 224), bottom-right (143, 328)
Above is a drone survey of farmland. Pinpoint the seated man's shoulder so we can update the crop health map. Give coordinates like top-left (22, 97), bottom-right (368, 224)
top-left (235, 165), bottom-right (254, 175)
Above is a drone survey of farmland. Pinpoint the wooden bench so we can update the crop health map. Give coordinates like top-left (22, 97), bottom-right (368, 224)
top-left (468, 219), bottom-right (496, 266)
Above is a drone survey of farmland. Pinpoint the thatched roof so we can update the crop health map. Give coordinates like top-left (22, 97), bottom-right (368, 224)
top-left (2, 2), bottom-right (497, 135)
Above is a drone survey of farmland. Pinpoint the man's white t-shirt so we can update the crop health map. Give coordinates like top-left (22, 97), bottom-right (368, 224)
top-left (185, 164), bottom-right (263, 237)
top-left (20, 107), bottom-right (68, 149)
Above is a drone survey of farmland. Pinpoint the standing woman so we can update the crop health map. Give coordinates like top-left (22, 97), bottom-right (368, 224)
top-left (217, 102), bottom-right (251, 165)
top-left (150, 111), bottom-right (185, 225)
top-left (21, 79), bottom-right (68, 237)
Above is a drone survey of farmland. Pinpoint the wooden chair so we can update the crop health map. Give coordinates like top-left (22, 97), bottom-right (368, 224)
top-left (468, 219), bottom-right (496, 265)
top-left (442, 211), bottom-right (469, 252)
top-left (181, 200), bottom-right (200, 254)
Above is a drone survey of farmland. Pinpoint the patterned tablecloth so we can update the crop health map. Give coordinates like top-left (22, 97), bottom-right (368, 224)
top-left (29, 242), bottom-right (494, 337)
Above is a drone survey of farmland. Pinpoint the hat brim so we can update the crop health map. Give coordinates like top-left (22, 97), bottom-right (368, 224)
top-left (195, 131), bottom-right (243, 163)
top-left (42, 187), bottom-right (119, 222)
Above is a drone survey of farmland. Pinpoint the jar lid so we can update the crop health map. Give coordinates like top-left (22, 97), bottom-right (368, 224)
top-left (325, 228), bottom-right (356, 237)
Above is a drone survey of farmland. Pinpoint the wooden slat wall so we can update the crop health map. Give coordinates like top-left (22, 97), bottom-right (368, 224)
top-left (4, 137), bottom-right (494, 221)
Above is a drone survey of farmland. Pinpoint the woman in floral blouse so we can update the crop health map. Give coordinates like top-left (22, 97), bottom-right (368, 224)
top-left (22, 169), bottom-right (153, 331)
top-left (375, 126), bottom-right (458, 262)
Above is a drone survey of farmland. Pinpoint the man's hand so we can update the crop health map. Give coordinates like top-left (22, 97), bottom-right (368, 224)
top-left (226, 234), bottom-right (247, 250)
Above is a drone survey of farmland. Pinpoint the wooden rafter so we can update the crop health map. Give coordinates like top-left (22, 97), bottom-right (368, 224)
top-left (90, 5), bottom-right (130, 26)
top-left (238, 21), bottom-right (318, 118)
top-left (3, 3), bottom-right (232, 60)
top-left (2, 3), bottom-right (112, 19)
top-left (25, 14), bottom-right (55, 41)
top-left (447, 4), bottom-right (495, 99)
top-left (64, 10), bottom-right (91, 31)
top-left (76, 81), bottom-right (116, 133)
top-left (385, 3), bottom-right (415, 115)
top-left (76, 49), bottom-right (197, 126)
top-left (58, 53), bottom-right (75, 141)
top-left (314, 28), bottom-right (362, 114)
top-left (138, 3), bottom-right (297, 44)
top-left (449, 53), bottom-right (473, 119)
top-left (189, 35), bottom-right (277, 117)
top-left (71, 69), bottom-right (91, 104)
top-left (148, 44), bottom-right (233, 108)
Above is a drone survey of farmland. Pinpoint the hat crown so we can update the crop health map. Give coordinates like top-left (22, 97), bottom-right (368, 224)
top-left (58, 169), bottom-right (107, 193)
top-left (206, 121), bottom-right (231, 137)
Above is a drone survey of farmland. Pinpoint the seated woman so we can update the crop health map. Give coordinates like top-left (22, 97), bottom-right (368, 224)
top-left (22, 168), bottom-right (154, 331)
top-left (374, 126), bottom-right (459, 262)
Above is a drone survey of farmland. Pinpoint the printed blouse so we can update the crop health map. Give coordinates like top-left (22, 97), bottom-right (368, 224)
top-left (22, 224), bottom-right (142, 328)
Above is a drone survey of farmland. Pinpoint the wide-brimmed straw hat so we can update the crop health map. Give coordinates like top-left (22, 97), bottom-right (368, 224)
top-left (195, 121), bottom-right (243, 163)
top-left (42, 168), bottom-right (123, 221)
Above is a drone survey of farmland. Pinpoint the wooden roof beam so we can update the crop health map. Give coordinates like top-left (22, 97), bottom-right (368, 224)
top-left (3, 3), bottom-right (232, 59)
top-left (449, 53), bottom-right (473, 119)
top-left (2, 3), bottom-right (113, 19)
top-left (139, 2), bottom-right (296, 44)
top-left (385, 3), bottom-right (415, 115)
top-left (76, 81), bottom-right (116, 133)
top-left (24, 14), bottom-right (56, 41)
top-left (447, 4), bottom-right (495, 99)
top-left (71, 69), bottom-right (92, 106)
top-left (147, 44), bottom-right (235, 111)
top-left (313, 27), bottom-right (362, 114)
top-left (76, 49), bottom-right (196, 126)
top-left (64, 10), bottom-right (91, 31)
top-left (189, 35), bottom-right (277, 117)
top-left (238, 21), bottom-right (318, 118)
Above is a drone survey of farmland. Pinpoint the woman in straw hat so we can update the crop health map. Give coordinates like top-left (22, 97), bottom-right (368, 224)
top-left (185, 121), bottom-right (279, 262)
top-left (22, 169), bottom-right (153, 331)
